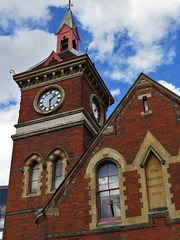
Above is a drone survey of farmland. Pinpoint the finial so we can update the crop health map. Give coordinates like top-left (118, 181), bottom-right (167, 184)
top-left (67, 0), bottom-right (74, 10)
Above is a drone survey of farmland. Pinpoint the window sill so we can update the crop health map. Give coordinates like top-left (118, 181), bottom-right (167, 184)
top-left (97, 220), bottom-right (122, 229)
top-left (141, 110), bottom-right (152, 116)
top-left (149, 207), bottom-right (168, 215)
top-left (26, 193), bottom-right (38, 197)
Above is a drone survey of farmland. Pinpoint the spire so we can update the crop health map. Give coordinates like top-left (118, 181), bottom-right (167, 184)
top-left (58, 9), bottom-right (76, 31)
top-left (56, 1), bottom-right (80, 53)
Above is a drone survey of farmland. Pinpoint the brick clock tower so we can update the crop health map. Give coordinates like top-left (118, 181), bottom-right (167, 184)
top-left (3, 7), bottom-right (114, 240)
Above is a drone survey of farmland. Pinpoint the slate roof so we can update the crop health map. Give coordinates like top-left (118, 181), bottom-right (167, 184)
top-left (26, 48), bottom-right (81, 72)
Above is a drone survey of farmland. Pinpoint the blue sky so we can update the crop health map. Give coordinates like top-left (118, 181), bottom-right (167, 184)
top-left (0, 0), bottom-right (180, 185)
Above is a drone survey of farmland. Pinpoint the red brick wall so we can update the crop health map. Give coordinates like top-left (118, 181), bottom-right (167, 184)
top-left (100, 85), bottom-right (180, 164)
top-left (123, 170), bottom-right (143, 218)
top-left (168, 162), bottom-right (180, 210)
top-left (4, 81), bottom-right (180, 239)
top-left (43, 167), bottom-right (91, 235)
top-left (4, 212), bottom-right (38, 240)
top-left (38, 213), bottom-right (180, 240)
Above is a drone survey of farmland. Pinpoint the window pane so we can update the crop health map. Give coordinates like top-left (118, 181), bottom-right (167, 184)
top-left (109, 164), bottom-right (118, 176)
top-left (98, 165), bottom-right (107, 177)
top-left (3, 189), bottom-right (8, 205)
top-left (109, 175), bottom-right (119, 189)
top-left (100, 191), bottom-right (109, 205)
top-left (54, 158), bottom-right (63, 189)
top-left (55, 164), bottom-right (62, 177)
top-left (56, 158), bottom-right (62, 165)
top-left (1, 204), bottom-right (6, 216)
top-left (0, 218), bottom-right (4, 229)
top-left (111, 203), bottom-right (121, 217)
top-left (32, 169), bottom-right (38, 181)
top-left (110, 189), bottom-right (120, 203)
top-left (31, 163), bottom-right (39, 193)
top-left (54, 176), bottom-right (62, 189)
top-left (101, 205), bottom-right (110, 219)
top-left (0, 190), bottom-right (2, 205)
top-left (99, 177), bottom-right (108, 191)
top-left (144, 99), bottom-right (148, 113)
top-left (31, 181), bottom-right (38, 193)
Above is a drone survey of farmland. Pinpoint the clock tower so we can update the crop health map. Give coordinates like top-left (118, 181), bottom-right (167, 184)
top-left (3, 6), bottom-right (114, 240)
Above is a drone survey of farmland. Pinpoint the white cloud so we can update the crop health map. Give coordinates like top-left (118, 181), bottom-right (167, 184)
top-left (0, 29), bottom-right (55, 104)
top-left (1, 0), bottom-right (180, 82)
top-left (110, 88), bottom-right (121, 96)
top-left (0, 0), bottom-right (180, 185)
top-left (0, 0), bottom-right (67, 31)
top-left (74, 0), bottom-right (180, 82)
top-left (0, 29), bottom-right (56, 184)
top-left (0, 104), bottom-right (19, 185)
top-left (158, 80), bottom-right (180, 96)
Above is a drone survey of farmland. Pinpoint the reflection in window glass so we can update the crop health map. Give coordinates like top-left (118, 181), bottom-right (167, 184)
top-left (109, 164), bottom-right (118, 175)
top-left (143, 96), bottom-right (149, 113)
top-left (109, 175), bottom-right (119, 189)
top-left (98, 165), bottom-right (107, 177)
top-left (0, 186), bottom-right (8, 237)
top-left (54, 157), bottom-right (63, 189)
top-left (98, 177), bottom-right (108, 191)
top-left (97, 163), bottom-right (121, 220)
top-left (30, 163), bottom-right (39, 193)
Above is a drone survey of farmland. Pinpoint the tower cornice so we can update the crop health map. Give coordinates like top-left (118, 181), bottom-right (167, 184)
top-left (13, 54), bottom-right (114, 107)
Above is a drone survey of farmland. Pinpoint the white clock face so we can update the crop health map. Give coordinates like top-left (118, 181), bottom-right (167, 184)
top-left (92, 99), bottom-right (100, 123)
top-left (38, 89), bottom-right (61, 112)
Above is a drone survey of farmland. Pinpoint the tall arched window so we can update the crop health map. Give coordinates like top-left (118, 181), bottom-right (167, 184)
top-left (54, 157), bottom-right (63, 189)
top-left (30, 162), bottom-right (39, 193)
top-left (97, 163), bottom-right (121, 222)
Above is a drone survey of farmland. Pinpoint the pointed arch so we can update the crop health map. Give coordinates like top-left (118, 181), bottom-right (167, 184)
top-left (133, 131), bottom-right (180, 221)
top-left (22, 153), bottom-right (44, 198)
top-left (140, 147), bottom-right (166, 168)
top-left (133, 131), bottom-right (172, 167)
top-left (45, 148), bottom-right (70, 194)
top-left (22, 152), bottom-right (45, 170)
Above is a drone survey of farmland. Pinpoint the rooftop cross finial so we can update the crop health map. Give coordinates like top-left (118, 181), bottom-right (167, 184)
top-left (67, 0), bottom-right (74, 10)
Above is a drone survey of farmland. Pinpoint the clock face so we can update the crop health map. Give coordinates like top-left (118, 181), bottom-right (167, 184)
top-left (92, 99), bottom-right (100, 123)
top-left (38, 89), bottom-right (61, 112)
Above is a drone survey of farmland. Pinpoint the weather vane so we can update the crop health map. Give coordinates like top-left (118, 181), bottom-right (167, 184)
top-left (67, 0), bottom-right (74, 9)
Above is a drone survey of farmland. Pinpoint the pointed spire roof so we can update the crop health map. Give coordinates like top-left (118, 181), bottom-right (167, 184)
top-left (58, 9), bottom-right (76, 32)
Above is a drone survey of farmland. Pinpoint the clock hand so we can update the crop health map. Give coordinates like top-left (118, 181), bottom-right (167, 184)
top-left (49, 94), bottom-right (56, 108)
top-left (49, 94), bottom-right (56, 101)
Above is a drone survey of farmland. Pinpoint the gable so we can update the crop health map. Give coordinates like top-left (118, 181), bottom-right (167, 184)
top-left (43, 51), bottom-right (62, 67)
top-left (36, 73), bottom-right (180, 234)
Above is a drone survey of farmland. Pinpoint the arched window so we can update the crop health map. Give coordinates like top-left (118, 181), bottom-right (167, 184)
top-left (54, 157), bottom-right (63, 189)
top-left (97, 163), bottom-right (121, 222)
top-left (61, 36), bottom-right (68, 51)
top-left (30, 162), bottom-right (39, 193)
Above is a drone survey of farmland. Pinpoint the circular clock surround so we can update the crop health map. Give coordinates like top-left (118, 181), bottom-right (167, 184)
top-left (89, 94), bottom-right (104, 126)
top-left (34, 85), bottom-right (66, 114)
